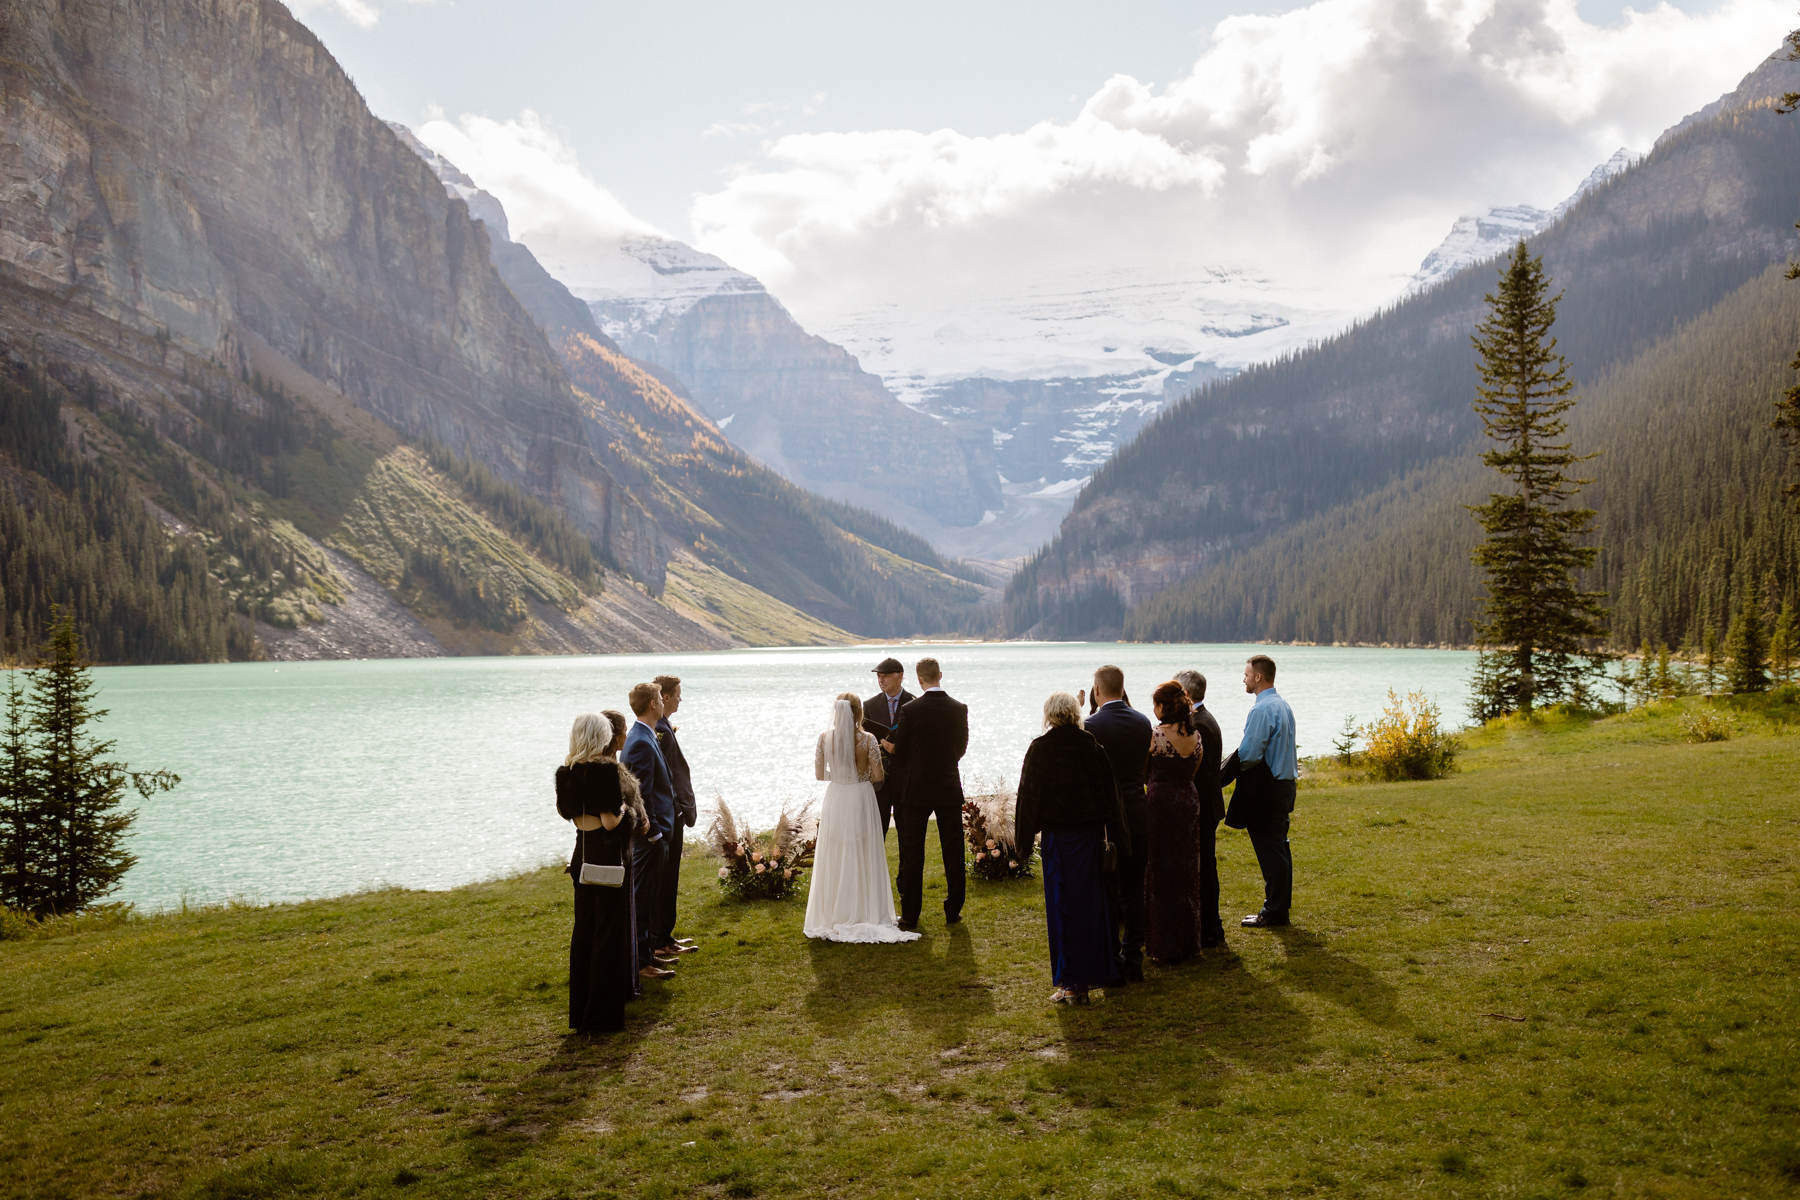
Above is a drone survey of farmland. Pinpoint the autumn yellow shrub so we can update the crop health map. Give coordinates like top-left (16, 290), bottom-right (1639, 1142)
top-left (1362, 689), bottom-right (1459, 781)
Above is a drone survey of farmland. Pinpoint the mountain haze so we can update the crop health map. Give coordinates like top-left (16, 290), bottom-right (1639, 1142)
top-left (0, 0), bottom-right (985, 663)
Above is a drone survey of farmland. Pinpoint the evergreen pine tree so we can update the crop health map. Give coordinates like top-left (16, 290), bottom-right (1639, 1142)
top-left (1653, 644), bottom-right (1678, 699)
top-left (21, 608), bottom-right (177, 917)
top-left (0, 669), bottom-right (39, 914)
top-left (1723, 580), bottom-right (1770, 694)
top-left (1467, 242), bottom-right (1608, 717)
top-left (1769, 600), bottom-right (1796, 685)
top-left (1702, 626), bottom-right (1720, 694)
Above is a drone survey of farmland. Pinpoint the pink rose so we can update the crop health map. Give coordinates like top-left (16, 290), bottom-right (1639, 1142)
top-left (1009, 861), bottom-right (1019, 869)
top-left (784, 869), bottom-right (794, 880)
top-left (717, 867), bottom-right (730, 879)
top-left (986, 839), bottom-right (997, 849)
top-left (754, 863), bottom-right (766, 874)
top-left (752, 852), bottom-right (763, 864)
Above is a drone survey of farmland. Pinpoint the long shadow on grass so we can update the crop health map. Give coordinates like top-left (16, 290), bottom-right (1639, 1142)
top-left (1049, 951), bottom-right (1315, 1109)
top-left (1270, 927), bottom-right (1406, 1029)
top-left (804, 924), bottom-right (995, 1047)
top-left (462, 989), bottom-right (670, 1171)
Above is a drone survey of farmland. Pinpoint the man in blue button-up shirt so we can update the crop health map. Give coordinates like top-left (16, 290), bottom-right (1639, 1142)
top-left (1221, 654), bottom-right (1297, 927)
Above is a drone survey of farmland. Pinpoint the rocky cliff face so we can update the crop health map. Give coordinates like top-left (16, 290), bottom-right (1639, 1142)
top-left (605, 287), bottom-right (1002, 528)
top-left (0, 0), bottom-right (665, 588)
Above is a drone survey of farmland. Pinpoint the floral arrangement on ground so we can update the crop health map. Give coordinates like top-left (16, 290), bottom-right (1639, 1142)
top-left (963, 792), bottom-right (1032, 881)
top-left (705, 798), bottom-right (815, 900)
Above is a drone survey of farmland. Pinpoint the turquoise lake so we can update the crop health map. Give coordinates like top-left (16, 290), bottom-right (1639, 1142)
top-left (91, 642), bottom-right (1479, 911)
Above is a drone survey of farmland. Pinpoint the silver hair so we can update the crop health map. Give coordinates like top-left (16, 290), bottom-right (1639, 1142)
top-left (1043, 691), bottom-right (1084, 729)
top-left (1174, 669), bottom-right (1207, 703)
top-left (565, 712), bottom-right (614, 766)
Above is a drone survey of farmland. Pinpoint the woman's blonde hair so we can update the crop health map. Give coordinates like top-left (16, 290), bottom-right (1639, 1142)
top-left (837, 692), bottom-right (863, 725)
top-left (565, 712), bottom-right (615, 766)
top-left (1043, 691), bottom-right (1083, 729)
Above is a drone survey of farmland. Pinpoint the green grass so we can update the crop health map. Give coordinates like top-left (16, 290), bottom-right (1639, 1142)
top-left (3, 700), bottom-right (1798, 1199)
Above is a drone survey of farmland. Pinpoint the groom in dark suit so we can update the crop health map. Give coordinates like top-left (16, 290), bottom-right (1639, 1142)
top-left (863, 656), bottom-right (914, 836)
top-left (888, 656), bottom-right (967, 930)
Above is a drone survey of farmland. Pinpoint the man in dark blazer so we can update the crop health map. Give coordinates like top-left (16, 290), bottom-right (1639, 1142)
top-left (863, 656), bottom-right (914, 836)
top-left (1083, 664), bottom-right (1152, 981)
top-left (1177, 668), bottom-right (1227, 948)
top-left (652, 674), bottom-right (699, 959)
top-left (624, 681), bottom-right (679, 979)
top-left (888, 656), bottom-right (967, 929)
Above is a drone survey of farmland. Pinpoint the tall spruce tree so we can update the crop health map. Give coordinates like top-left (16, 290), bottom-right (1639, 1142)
top-left (1468, 242), bottom-right (1608, 720)
top-left (17, 609), bottom-right (177, 917)
top-left (0, 669), bottom-right (38, 914)
top-left (1724, 580), bottom-right (1770, 694)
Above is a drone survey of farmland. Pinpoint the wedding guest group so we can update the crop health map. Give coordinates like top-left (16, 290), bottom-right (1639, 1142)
top-left (1012, 655), bottom-right (1298, 1000)
top-left (555, 679), bottom-right (703, 1035)
top-left (554, 653), bottom-right (1298, 1025)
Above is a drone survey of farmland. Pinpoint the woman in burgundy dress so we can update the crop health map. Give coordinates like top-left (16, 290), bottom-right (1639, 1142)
top-left (1144, 680), bottom-right (1204, 965)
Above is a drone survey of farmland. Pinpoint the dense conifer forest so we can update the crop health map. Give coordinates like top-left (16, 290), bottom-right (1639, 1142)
top-left (1122, 263), bottom-right (1800, 651)
top-left (0, 369), bottom-right (250, 663)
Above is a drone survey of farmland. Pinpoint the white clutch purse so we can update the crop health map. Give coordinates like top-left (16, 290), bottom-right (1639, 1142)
top-left (576, 827), bottom-right (626, 887)
top-left (579, 862), bottom-right (625, 887)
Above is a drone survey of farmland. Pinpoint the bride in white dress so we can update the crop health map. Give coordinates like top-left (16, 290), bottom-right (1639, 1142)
top-left (803, 694), bottom-right (921, 943)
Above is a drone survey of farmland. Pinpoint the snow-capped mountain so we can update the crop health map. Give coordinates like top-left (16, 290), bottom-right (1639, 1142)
top-left (806, 269), bottom-right (1362, 557)
top-left (1406, 149), bottom-right (1636, 294)
top-left (564, 235), bottom-right (766, 331)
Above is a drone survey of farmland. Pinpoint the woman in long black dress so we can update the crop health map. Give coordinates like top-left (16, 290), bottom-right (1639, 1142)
top-left (1015, 691), bottom-right (1130, 1004)
top-left (555, 712), bottom-right (648, 1033)
top-left (1144, 681), bottom-right (1204, 965)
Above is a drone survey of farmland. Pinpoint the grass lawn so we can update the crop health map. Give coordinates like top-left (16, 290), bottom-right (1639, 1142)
top-left (3, 698), bottom-right (1798, 1199)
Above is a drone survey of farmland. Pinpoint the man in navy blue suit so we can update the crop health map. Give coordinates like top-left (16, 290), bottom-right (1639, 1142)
top-left (625, 681), bottom-right (680, 980)
top-left (652, 674), bottom-right (700, 960)
top-left (1082, 664), bottom-right (1153, 981)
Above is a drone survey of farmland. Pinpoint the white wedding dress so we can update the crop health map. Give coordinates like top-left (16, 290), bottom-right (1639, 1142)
top-left (803, 700), bottom-right (920, 943)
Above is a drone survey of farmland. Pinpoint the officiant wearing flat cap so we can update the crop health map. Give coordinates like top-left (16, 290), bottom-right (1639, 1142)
top-left (864, 656), bottom-right (914, 836)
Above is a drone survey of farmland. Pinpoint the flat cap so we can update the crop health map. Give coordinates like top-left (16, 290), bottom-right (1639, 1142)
top-left (872, 657), bottom-right (905, 674)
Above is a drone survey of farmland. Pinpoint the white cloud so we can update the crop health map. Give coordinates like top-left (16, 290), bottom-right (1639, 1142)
top-left (414, 110), bottom-right (663, 244)
top-left (288, 0), bottom-right (379, 28)
top-left (687, 0), bottom-right (1795, 329)
top-left (703, 121), bottom-right (768, 140)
